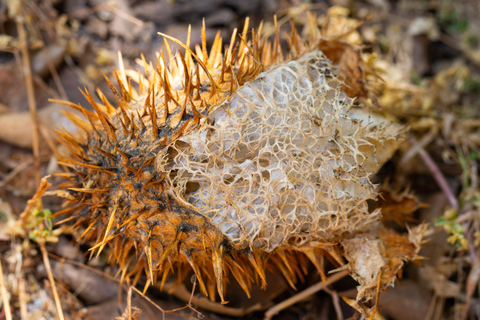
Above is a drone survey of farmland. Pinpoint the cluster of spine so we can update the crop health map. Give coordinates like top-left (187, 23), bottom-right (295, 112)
top-left (54, 15), bottom-right (397, 302)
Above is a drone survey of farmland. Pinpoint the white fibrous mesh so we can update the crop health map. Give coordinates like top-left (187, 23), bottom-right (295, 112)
top-left (159, 50), bottom-right (403, 252)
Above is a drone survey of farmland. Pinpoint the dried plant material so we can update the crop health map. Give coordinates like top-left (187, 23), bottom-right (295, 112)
top-left (372, 188), bottom-right (422, 225)
top-left (318, 39), bottom-right (370, 98)
top-left (341, 224), bottom-right (429, 304)
top-left (20, 175), bottom-right (51, 225)
top-left (0, 199), bottom-right (24, 240)
top-left (315, 8), bottom-right (379, 100)
top-left (52, 15), bottom-right (414, 309)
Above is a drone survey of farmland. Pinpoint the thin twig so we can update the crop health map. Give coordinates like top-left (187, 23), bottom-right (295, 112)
top-left (66, 4), bottom-right (146, 27)
top-left (18, 275), bottom-right (28, 320)
top-left (410, 137), bottom-right (458, 209)
top-left (130, 286), bottom-right (166, 317)
top-left (39, 241), bottom-right (65, 320)
top-left (0, 160), bottom-right (33, 188)
top-left (127, 285), bottom-right (132, 320)
top-left (264, 269), bottom-right (349, 320)
top-left (17, 20), bottom-right (41, 188)
top-left (411, 138), bottom-right (478, 262)
top-left (0, 261), bottom-right (12, 320)
top-left (326, 288), bottom-right (344, 320)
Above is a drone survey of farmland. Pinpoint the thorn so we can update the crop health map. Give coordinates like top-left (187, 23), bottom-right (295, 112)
top-left (113, 69), bottom-right (132, 103)
top-left (163, 37), bottom-right (173, 62)
top-left (170, 118), bottom-right (191, 141)
top-left (239, 17), bottom-right (250, 55)
top-left (185, 253), bottom-right (208, 297)
top-left (177, 50), bottom-right (192, 96)
top-left (93, 146), bottom-right (116, 162)
top-left (236, 53), bottom-right (247, 82)
top-left (159, 266), bottom-right (171, 291)
top-left (212, 245), bottom-right (226, 303)
top-left (137, 156), bottom-right (156, 172)
top-left (140, 53), bottom-right (150, 76)
top-left (97, 201), bottom-right (120, 257)
top-left (127, 78), bottom-right (133, 98)
top-left (273, 15), bottom-right (282, 62)
top-left (227, 28), bottom-right (238, 65)
top-left (161, 50), bottom-right (180, 108)
top-left (226, 260), bottom-right (251, 299)
top-left (272, 255), bottom-right (296, 290)
top-left (60, 159), bottom-right (116, 175)
top-left (277, 251), bottom-right (296, 281)
top-left (158, 230), bottom-right (177, 268)
top-left (117, 51), bottom-right (127, 90)
top-left (195, 63), bottom-right (201, 100)
top-left (185, 25), bottom-right (193, 70)
top-left (137, 110), bottom-right (146, 131)
top-left (129, 111), bottom-right (137, 140)
top-left (78, 218), bottom-right (100, 241)
top-left (160, 100), bottom-right (168, 126)
top-left (230, 68), bottom-right (238, 93)
top-left (118, 208), bottom-right (146, 230)
top-left (67, 187), bottom-right (110, 194)
top-left (208, 30), bottom-right (222, 67)
top-left (102, 71), bottom-right (131, 127)
top-left (118, 116), bottom-right (128, 136)
top-left (96, 88), bottom-right (116, 114)
top-left (248, 251), bottom-right (267, 288)
top-left (230, 42), bottom-right (240, 66)
top-left (50, 99), bottom-right (101, 138)
top-left (116, 148), bottom-right (132, 160)
top-left (81, 87), bottom-right (118, 145)
top-left (149, 103), bottom-right (159, 140)
top-left (55, 130), bottom-right (86, 159)
top-left (289, 20), bottom-right (300, 57)
top-left (190, 97), bottom-right (200, 124)
top-left (220, 50), bottom-right (228, 83)
top-left (157, 32), bottom-right (218, 98)
top-left (302, 248), bottom-right (327, 281)
top-left (146, 234), bottom-right (154, 282)
top-left (201, 18), bottom-right (208, 65)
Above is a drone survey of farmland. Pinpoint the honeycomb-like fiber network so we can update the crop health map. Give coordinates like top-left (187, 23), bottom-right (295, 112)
top-left (169, 50), bottom-right (399, 251)
top-left (55, 18), bottom-right (408, 304)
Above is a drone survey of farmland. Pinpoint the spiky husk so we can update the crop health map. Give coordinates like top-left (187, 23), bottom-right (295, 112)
top-left (55, 15), bottom-right (411, 305)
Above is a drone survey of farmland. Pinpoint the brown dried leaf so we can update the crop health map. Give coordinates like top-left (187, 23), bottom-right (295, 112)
top-left (342, 224), bottom-right (428, 304)
top-left (372, 188), bottom-right (422, 225)
top-left (318, 39), bottom-right (369, 99)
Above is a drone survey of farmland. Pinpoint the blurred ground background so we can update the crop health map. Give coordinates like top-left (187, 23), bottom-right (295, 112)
top-left (0, 0), bottom-right (480, 319)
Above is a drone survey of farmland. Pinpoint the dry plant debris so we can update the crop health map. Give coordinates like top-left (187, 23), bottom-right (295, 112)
top-left (50, 7), bottom-right (422, 320)
top-left (1, 1), bottom-right (480, 320)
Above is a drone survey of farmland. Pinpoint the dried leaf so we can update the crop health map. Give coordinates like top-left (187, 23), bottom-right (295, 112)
top-left (342, 224), bottom-right (429, 304)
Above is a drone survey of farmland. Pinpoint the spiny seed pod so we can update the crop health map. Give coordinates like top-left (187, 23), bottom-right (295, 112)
top-left (54, 16), bottom-right (418, 306)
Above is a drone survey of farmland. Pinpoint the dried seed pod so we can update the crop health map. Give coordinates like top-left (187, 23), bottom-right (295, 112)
top-left (55, 16), bottom-right (422, 308)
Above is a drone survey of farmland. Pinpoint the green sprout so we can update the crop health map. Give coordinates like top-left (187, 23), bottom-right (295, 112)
top-left (435, 208), bottom-right (468, 249)
top-left (27, 207), bottom-right (58, 243)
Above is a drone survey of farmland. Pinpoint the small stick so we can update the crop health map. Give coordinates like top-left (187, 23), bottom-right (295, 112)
top-left (127, 285), bottom-right (132, 320)
top-left (17, 20), bottom-right (41, 187)
top-left (18, 276), bottom-right (28, 319)
top-left (264, 269), bottom-right (349, 320)
top-left (410, 137), bottom-right (458, 209)
top-left (39, 241), bottom-right (65, 320)
top-left (411, 138), bottom-right (478, 261)
top-left (0, 261), bottom-right (12, 320)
